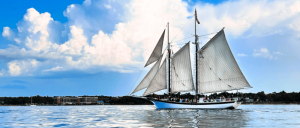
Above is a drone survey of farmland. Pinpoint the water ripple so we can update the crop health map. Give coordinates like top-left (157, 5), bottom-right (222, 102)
top-left (0, 105), bottom-right (299, 127)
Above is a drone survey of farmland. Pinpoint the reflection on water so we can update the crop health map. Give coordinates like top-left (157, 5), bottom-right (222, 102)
top-left (0, 105), bottom-right (300, 127)
top-left (143, 108), bottom-right (247, 127)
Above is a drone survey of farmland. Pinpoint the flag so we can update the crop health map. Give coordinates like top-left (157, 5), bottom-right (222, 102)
top-left (195, 9), bottom-right (200, 24)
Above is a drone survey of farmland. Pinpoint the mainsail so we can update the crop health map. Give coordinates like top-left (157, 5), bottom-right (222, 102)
top-left (144, 30), bottom-right (165, 67)
top-left (197, 28), bottom-right (252, 93)
top-left (171, 43), bottom-right (194, 93)
top-left (143, 59), bottom-right (167, 96)
top-left (131, 55), bottom-right (163, 94)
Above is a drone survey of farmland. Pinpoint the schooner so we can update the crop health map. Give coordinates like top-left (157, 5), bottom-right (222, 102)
top-left (130, 9), bottom-right (252, 109)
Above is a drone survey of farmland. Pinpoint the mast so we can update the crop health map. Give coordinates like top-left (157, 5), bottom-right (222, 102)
top-left (195, 9), bottom-right (199, 97)
top-left (168, 22), bottom-right (171, 95)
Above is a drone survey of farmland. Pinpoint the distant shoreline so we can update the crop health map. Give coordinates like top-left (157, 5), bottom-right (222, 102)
top-left (242, 102), bottom-right (300, 105)
top-left (1, 91), bottom-right (300, 106)
top-left (1, 102), bottom-right (300, 106)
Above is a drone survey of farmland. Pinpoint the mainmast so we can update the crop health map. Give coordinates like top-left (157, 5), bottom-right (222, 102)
top-left (168, 22), bottom-right (171, 95)
top-left (195, 9), bottom-right (199, 97)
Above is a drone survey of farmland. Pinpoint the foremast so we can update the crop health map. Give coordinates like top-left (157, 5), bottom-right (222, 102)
top-left (167, 22), bottom-right (171, 95)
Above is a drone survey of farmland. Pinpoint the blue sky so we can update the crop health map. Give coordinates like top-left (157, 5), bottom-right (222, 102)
top-left (0, 0), bottom-right (300, 97)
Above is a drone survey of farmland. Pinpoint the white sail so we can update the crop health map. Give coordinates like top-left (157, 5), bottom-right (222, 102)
top-left (144, 30), bottom-right (165, 67)
top-left (131, 55), bottom-right (163, 94)
top-left (143, 59), bottom-right (167, 96)
top-left (171, 43), bottom-right (194, 93)
top-left (197, 28), bottom-right (251, 93)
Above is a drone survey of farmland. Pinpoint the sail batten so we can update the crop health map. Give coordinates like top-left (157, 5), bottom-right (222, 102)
top-left (171, 43), bottom-right (194, 93)
top-left (145, 30), bottom-right (165, 67)
top-left (143, 59), bottom-right (167, 96)
top-left (197, 29), bottom-right (251, 93)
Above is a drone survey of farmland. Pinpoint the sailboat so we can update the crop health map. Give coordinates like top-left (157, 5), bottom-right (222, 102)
top-left (130, 9), bottom-right (252, 109)
top-left (30, 96), bottom-right (36, 106)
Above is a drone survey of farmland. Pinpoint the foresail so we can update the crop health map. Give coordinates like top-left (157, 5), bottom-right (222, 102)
top-left (171, 43), bottom-right (194, 93)
top-left (197, 28), bottom-right (252, 93)
top-left (143, 59), bottom-right (167, 96)
top-left (131, 55), bottom-right (163, 95)
top-left (144, 30), bottom-right (165, 67)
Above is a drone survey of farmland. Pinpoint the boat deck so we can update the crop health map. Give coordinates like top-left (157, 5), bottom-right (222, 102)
top-left (152, 99), bottom-right (236, 105)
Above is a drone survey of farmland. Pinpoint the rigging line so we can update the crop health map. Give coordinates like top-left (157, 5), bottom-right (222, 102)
top-left (127, 68), bottom-right (145, 96)
top-left (169, 23), bottom-right (194, 36)
top-left (198, 26), bottom-right (203, 49)
top-left (174, 42), bottom-right (191, 46)
top-left (170, 16), bottom-right (195, 42)
top-left (198, 37), bottom-right (214, 40)
top-left (198, 32), bottom-right (218, 37)
top-left (197, 23), bottom-right (201, 36)
top-left (171, 35), bottom-right (195, 44)
top-left (171, 33), bottom-right (217, 48)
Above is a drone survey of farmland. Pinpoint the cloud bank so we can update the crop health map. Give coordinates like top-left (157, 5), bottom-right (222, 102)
top-left (0, 0), bottom-right (300, 77)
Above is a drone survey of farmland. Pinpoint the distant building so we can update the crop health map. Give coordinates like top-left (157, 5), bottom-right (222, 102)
top-left (53, 96), bottom-right (98, 105)
top-left (63, 97), bottom-right (78, 105)
top-left (79, 97), bottom-right (98, 105)
top-left (53, 97), bottom-right (62, 104)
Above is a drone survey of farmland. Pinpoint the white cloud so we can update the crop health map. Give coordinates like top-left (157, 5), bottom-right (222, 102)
top-left (57, 0), bottom-right (189, 70)
top-left (7, 59), bottom-right (39, 76)
top-left (253, 49), bottom-right (283, 60)
top-left (14, 38), bottom-right (21, 43)
top-left (83, 0), bottom-right (91, 6)
top-left (43, 66), bottom-right (63, 72)
top-left (30, 59), bottom-right (38, 67)
top-left (0, 69), bottom-right (5, 77)
top-left (194, 0), bottom-right (300, 37)
top-left (2, 27), bottom-right (11, 37)
top-left (237, 53), bottom-right (248, 57)
top-left (21, 8), bottom-right (56, 52)
top-left (58, 25), bottom-right (87, 55)
top-left (8, 62), bottom-right (21, 76)
top-left (23, 8), bottom-right (52, 36)
top-left (104, 4), bottom-right (111, 9)
top-left (273, 52), bottom-right (283, 55)
top-left (253, 48), bottom-right (271, 58)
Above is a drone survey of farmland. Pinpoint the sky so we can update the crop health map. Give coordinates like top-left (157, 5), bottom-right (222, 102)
top-left (0, 0), bottom-right (300, 97)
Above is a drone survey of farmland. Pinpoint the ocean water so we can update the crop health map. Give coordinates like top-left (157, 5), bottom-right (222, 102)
top-left (0, 105), bottom-right (300, 127)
